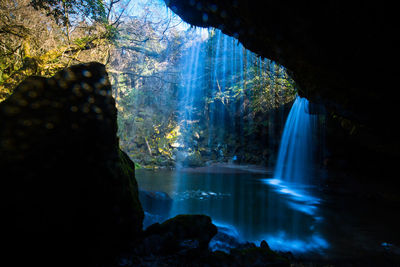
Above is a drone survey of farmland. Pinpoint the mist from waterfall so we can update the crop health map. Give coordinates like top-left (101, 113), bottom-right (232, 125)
top-left (175, 28), bottom-right (292, 167)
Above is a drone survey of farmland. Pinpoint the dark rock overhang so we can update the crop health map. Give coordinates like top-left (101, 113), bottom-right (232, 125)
top-left (164, 0), bottom-right (398, 144)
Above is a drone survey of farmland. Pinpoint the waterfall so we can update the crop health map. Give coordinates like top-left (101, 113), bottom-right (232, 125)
top-left (177, 28), bottom-right (253, 166)
top-left (265, 95), bottom-right (319, 211)
top-left (175, 30), bottom-right (207, 167)
top-left (273, 96), bottom-right (314, 183)
top-left (135, 25), bottom-right (328, 254)
top-left (262, 96), bottom-right (328, 253)
top-left (174, 27), bottom-right (297, 167)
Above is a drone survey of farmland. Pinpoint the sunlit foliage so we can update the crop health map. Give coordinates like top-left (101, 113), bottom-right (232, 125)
top-left (0, 0), bottom-right (126, 101)
top-left (0, 0), bottom-right (296, 168)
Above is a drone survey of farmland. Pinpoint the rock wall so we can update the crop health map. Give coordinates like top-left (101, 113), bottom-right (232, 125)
top-left (0, 62), bottom-right (143, 264)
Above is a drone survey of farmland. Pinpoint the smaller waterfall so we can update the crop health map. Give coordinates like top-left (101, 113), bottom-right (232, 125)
top-left (273, 96), bottom-right (314, 183)
top-left (266, 95), bottom-right (319, 212)
top-left (262, 96), bottom-right (328, 253)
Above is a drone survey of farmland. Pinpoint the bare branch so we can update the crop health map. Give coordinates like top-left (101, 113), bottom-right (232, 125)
top-left (118, 44), bottom-right (159, 58)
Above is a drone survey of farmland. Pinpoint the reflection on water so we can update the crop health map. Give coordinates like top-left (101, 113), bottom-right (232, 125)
top-left (136, 168), bottom-right (328, 255)
top-left (263, 178), bottom-right (320, 216)
top-left (260, 178), bottom-right (328, 253)
top-left (173, 190), bottom-right (231, 201)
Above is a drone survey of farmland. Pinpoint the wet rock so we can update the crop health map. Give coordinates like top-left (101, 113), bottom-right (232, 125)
top-left (139, 190), bottom-right (172, 219)
top-left (260, 240), bottom-right (270, 250)
top-left (142, 214), bottom-right (218, 254)
top-left (229, 247), bottom-right (290, 267)
top-left (203, 246), bottom-right (289, 267)
top-left (142, 211), bottom-right (166, 229)
top-left (183, 150), bottom-right (205, 167)
top-left (209, 224), bottom-right (242, 253)
top-left (0, 62), bottom-right (144, 265)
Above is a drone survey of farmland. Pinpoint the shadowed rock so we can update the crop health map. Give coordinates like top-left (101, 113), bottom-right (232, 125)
top-left (0, 62), bottom-right (144, 265)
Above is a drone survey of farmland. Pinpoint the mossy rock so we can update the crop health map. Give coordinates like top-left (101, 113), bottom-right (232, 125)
top-left (184, 150), bottom-right (205, 167)
top-left (0, 62), bottom-right (144, 265)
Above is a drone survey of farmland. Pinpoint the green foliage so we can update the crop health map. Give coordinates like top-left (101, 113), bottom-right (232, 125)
top-left (105, 23), bottom-right (120, 42)
top-left (115, 25), bottom-right (297, 168)
top-left (134, 162), bottom-right (142, 169)
top-left (1, 0), bottom-right (297, 167)
top-left (0, 0), bottom-right (120, 101)
top-left (30, 0), bottom-right (106, 26)
top-left (73, 36), bottom-right (92, 48)
top-left (110, 12), bottom-right (187, 167)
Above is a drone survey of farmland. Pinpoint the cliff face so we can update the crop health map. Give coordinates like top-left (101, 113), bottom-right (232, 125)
top-left (164, 0), bottom-right (399, 179)
top-left (0, 62), bottom-right (144, 264)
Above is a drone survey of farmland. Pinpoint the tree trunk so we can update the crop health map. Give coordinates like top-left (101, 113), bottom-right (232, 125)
top-left (144, 137), bottom-right (152, 156)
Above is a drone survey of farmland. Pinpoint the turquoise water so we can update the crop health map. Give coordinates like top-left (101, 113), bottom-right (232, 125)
top-left (136, 168), bottom-right (328, 255)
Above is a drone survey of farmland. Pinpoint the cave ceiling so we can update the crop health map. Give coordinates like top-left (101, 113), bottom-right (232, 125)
top-left (164, 0), bottom-right (398, 144)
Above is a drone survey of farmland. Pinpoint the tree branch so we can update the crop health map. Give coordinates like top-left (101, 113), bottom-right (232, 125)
top-left (118, 44), bottom-right (159, 58)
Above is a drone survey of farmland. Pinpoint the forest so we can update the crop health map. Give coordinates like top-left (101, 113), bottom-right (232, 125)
top-left (1, 0), bottom-right (296, 169)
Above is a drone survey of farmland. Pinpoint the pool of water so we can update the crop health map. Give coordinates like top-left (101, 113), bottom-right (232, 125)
top-left (136, 165), bottom-right (400, 264)
top-left (136, 166), bottom-right (328, 255)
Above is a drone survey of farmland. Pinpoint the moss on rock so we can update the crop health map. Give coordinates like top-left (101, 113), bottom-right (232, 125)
top-left (0, 62), bottom-right (143, 265)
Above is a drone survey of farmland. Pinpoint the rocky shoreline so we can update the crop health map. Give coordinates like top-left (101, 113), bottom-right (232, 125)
top-left (178, 162), bottom-right (271, 174)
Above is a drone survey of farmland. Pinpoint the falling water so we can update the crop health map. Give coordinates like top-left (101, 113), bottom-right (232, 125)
top-left (177, 28), bottom-right (266, 164)
top-left (273, 96), bottom-right (314, 183)
top-left (265, 95), bottom-right (320, 217)
top-left (175, 29), bottom-right (207, 167)
top-left (262, 96), bottom-right (328, 253)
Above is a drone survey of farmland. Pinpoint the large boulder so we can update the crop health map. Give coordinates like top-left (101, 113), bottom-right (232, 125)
top-left (139, 190), bottom-right (173, 218)
top-left (141, 214), bottom-right (218, 255)
top-left (0, 62), bottom-right (144, 264)
top-left (129, 218), bottom-right (290, 266)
